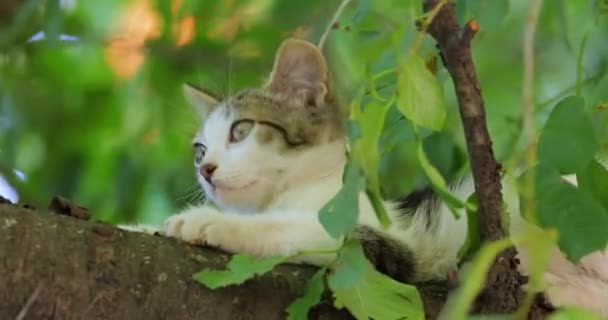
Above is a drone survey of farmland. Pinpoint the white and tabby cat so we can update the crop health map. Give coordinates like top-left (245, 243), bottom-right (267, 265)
top-left (129, 39), bottom-right (608, 316)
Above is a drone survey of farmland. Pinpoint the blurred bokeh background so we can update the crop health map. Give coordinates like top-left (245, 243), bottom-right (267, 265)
top-left (0, 0), bottom-right (606, 225)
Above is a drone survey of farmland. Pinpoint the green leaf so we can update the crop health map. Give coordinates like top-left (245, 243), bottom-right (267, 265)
top-left (350, 97), bottom-right (392, 227)
top-left (529, 164), bottom-right (608, 262)
top-left (378, 107), bottom-right (425, 199)
top-left (319, 162), bottom-right (363, 239)
top-left (549, 307), bottom-right (602, 320)
top-left (329, 243), bottom-right (424, 320)
top-left (365, 187), bottom-right (391, 228)
top-left (416, 140), bottom-right (473, 216)
top-left (397, 54), bottom-right (446, 131)
top-left (442, 238), bottom-right (513, 319)
top-left (193, 254), bottom-right (287, 289)
top-left (468, 0), bottom-right (509, 32)
top-left (457, 193), bottom-right (481, 260)
top-left (327, 240), bottom-right (368, 289)
top-left (286, 269), bottom-right (326, 320)
top-left (520, 230), bottom-right (555, 309)
top-left (538, 96), bottom-right (598, 174)
top-left (352, 98), bottom-right (389, 189)
top-left (423, 131), bottom-right (467, 182)
top-left (577, 159), bottom-right (608, 210)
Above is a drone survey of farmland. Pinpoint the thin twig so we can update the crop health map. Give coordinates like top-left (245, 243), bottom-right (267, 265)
top-left (517, 2), bottom-right (544, 316)
top-left (521, 0), bottom-right (543, 222)
top-left (538, 74), bottom-right (599, 110)
top-left (576, 29), bottom-right (590, 97)
top-left (317, 0), bottom-right (352, 50)
top-left (15, 283), bottom-right (43, 320)
top-left (411, 0), bottom-right (450, 54)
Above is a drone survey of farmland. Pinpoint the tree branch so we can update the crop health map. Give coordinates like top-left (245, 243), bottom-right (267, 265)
top-left (0, 203), bottom-right (448, 319)
top-left (421, 0), bottom-right (525, 314)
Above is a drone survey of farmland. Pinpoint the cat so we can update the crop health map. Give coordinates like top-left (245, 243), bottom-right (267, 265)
top-left (129, 38), bottom-right (608, 317)
top-left (163, 38), bottom-right (470, 284)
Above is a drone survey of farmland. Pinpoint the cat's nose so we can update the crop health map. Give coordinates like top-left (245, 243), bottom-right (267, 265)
top-left (200, 163), bottom-right (217, 182)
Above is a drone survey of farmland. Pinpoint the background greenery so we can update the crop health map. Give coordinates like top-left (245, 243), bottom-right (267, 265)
top-left (2, 0), bottom-right (608, 318)
top-left (0, 0), bottom-right (606, 229)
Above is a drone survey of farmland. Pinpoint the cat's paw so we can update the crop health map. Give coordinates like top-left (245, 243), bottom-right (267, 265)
top-left (164, 206), bottom-right (228, 245)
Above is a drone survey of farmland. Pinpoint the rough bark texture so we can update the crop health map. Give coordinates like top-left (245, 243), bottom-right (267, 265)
top-left (0, 203), bottom-right (448, 319)
top-left (421, 0), bottom-right (527, 315)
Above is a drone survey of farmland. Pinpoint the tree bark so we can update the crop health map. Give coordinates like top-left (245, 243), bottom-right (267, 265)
top-left (422, 0), bottom-right (525, 314)
top-left (0, 203), bottom-right (448, 319)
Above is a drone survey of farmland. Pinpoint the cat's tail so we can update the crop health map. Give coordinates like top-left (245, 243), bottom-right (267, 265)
top-left (518, 247), bottom-right (608, 317)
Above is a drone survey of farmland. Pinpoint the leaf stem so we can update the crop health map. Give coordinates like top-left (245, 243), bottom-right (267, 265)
top-left (372, 68), bottom-right (397, 80)
top-left (410, 0), bottom-right (449, 55)
top-left (520, 0), bottom-right (543, 223)
top-left (576, 29), bottom-right (590, 97)
top-left (318, 0), bottom-right (353, 50)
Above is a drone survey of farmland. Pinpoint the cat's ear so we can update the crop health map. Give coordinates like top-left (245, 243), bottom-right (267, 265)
top-left (182, 83), bottom-right (220, 118)
top-left (266, 38), bottom-right (328, 107)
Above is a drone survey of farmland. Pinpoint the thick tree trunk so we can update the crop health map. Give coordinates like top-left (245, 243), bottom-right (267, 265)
top-left (0, 204), bottom-right (447, 319)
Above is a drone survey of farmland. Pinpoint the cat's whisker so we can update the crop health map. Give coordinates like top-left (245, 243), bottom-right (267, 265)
top-left (177, 182), bottom-right (208, 206)
top-left (184, 190), bottom-right (206, 206)
top-left (177, 183), bottom-right (203, 198)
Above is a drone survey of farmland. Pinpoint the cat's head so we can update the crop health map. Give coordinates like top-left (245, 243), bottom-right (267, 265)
top-left (184, 39), bottom-right (346, 212)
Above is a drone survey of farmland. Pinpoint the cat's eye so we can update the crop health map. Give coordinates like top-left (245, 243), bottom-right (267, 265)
top-left (193, 142), bottom-right (206, 164)
top-left (230, 120), bottom-right (254, 143)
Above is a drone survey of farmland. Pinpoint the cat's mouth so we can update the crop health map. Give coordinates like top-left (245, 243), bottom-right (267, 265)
top-left (213, 180), bottom-right (259, 193)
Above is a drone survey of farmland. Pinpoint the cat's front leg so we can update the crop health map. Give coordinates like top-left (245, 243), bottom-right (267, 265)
top-left (164, 207), bottom-right (340, 264)
top-left (164, 206), bottom-right (226, 244)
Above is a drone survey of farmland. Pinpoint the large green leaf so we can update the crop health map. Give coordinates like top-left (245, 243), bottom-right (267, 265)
top-left (538, 96), bottom-right (598, 174)
top-left (319, 162), bottom-right (363, 239)
top-left (577, 159), bottom-right (608, 211)
top-left (286, 269), bottom-right (326, 320)
top-left (327, 239), bottom-right (368, 290)
top-left (193, 254), bottom-right (288, 289)
top-left (529, 164), bottom-right (608, 262)
top-left (329, 241), bottom-right (424, 320)
top-left (397, 54), bottom-right (446, 131)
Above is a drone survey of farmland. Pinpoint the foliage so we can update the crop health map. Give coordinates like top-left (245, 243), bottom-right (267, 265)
top-left (329, 243), bottom-right (423, 320)
top-left (193, 254), bottom-right (288, 289)
top-left (285, 268), bottom-right (326, 320)
top-left (2, 0), bottom-right (608, 319)
top-left (319, 161), bottom-right (364, 238)
top-left (537, 96), bottom-right (597, 174)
